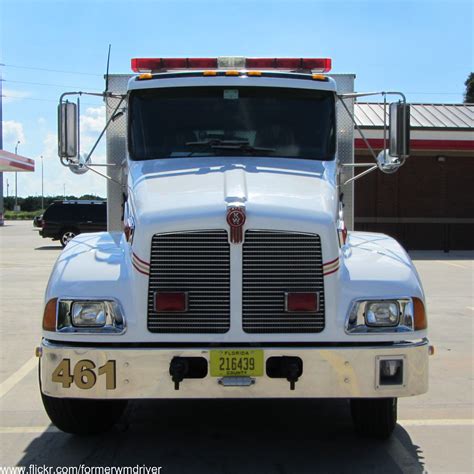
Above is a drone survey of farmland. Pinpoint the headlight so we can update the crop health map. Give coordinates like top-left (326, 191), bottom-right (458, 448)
top-left (55, 299), bottom-right (125, 334)
top-left (346, 298), bottom-right (414, 334)
top-left (71, 302), bottom-right (106, 327)
top-left (365, 301), bottom-right (399, 327)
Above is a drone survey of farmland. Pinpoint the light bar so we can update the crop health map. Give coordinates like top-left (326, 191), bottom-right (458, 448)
top-left (131, 57), bottom-right (332, 73)
top-left (246, 58), bottom-right (331, 72)
top-left (131, 58), bottom-right (218, 73)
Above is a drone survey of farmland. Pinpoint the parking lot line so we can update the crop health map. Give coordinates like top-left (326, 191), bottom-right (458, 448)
top-left (0, 426), bottom-right (59, 434)
top-left (0, 419), bottom-right (472, 435)
top-left (399, 419), bottom-right (474, 426)
top-left (435, 260), bottom-right (470, 269)
top-left (0, 357), bottom-right (37, 398)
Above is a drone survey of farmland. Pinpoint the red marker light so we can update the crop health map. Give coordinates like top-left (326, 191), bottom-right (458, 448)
top-left (155, 292), bottom-right (188, 312)
top-left (285, 292), bottom-right (319, 312)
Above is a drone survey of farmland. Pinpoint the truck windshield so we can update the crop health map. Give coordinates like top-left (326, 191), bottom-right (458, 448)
top-left (129, 86), bottom-right (335, 161)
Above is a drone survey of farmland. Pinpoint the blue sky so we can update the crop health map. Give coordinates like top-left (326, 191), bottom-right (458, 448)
top-left (1, 0), bottom-right (472, 198)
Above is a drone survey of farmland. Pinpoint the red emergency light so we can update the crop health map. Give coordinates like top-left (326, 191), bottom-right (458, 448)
top-left (246, 58), bottom-right (331, 72)
top-left (131, 57), bottom-right (332, 73)
top-left (131, 58), bottom-right (218, 72)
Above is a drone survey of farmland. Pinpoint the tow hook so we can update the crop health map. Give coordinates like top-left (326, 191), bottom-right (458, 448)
top-left (169, 356), bottom-right (208, 390)
top-left (169, 357), bottom-right (188, 390)
top-left (266, 356), bottom-right (303, 391)
top-left (283, 358), bottom-right (301, 390)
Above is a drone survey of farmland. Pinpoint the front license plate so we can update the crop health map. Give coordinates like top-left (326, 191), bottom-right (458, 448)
top-left (210, 349), bottom-right (264, 377)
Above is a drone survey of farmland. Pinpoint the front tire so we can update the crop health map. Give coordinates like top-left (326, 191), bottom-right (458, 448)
top-left (60, 228), bottom-right (79, 247)
top-left (350, 397), bottom-right (397, 439)
top-left (41, 392), bottom-right (127, 435)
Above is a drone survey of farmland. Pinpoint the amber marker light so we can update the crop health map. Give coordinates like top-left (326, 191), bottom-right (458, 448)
top-left (312, 74), bottom-right (327, 81)
top-left (413, 297), bottom-right (427, 330)
top-left (203, 70), bottom-right (217, 76)
top-left (42, 298), bottom-right (58, 331)
top-left (138, 73), bottom-right (153, 80)
top-left (225, 70), bottom-right (240, 76)
top-left (247, 71), bottom-right (262, 76)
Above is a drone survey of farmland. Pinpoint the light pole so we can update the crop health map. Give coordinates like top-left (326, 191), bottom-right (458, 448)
top-left (41, 155), bottom-right (44, 210)
top-left (14, 141), bottom-right (20, 211)
top-left (6, 179), bottom-right (9, 198)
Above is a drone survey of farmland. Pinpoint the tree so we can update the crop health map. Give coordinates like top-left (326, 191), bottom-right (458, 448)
top-left (464, 73), bottom-right (474, 103)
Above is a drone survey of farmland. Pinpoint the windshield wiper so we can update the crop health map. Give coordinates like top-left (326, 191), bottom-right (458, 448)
top-left (185, 139), bottom-right (275, 155)
top-left (185, 139), bottom-right (249, 147)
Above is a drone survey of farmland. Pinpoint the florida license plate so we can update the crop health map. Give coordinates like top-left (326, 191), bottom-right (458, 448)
top-left (210, 349), bottom-right (264, 377)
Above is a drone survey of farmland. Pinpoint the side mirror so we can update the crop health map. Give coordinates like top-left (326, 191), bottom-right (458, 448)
top-left (389, 102), bottom-right (410, 158)
top-left (376, 149), bottom-right (402, 174)
top-left (58, 101), bottom-right (79, 159)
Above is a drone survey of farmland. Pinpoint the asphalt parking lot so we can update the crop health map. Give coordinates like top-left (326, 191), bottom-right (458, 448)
top-left (1, 220), bottom-right (473, 473)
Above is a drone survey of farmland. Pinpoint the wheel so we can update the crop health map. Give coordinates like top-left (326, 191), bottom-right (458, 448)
top-left (60, 228), bottom-right (79, 247)
top-left (41, 392), bottom-right (127, 435)
top-left (350, 397), bottom-right (397, 439)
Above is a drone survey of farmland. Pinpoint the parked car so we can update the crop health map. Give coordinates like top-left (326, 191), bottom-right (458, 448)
top-left (38, 200), bottom-right (107, 247)
top-left (33, 214), bottom-right (43, 228)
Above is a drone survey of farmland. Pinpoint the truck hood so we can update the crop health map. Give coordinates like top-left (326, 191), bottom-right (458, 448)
top-left (128, 157), bottom-right (338, 234)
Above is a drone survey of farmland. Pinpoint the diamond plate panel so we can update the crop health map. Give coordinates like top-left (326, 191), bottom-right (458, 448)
top-left (329, 74), bottom-right (355, 230)
top-left (106, 75), bottom-right (130, 231)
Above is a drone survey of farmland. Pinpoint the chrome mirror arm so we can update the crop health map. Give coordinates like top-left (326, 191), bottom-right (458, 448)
top-left (58, 91), bottom-right (126, 186)
top-left (337, 91), bottom-right (408, 186)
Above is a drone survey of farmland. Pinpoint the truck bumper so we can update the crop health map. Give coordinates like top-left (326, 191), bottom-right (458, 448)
top-left (39, 339), bottom-right (429, 399)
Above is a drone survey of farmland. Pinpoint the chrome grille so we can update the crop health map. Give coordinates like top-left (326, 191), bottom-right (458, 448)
top-left (147, 231), bottom-right (230, 333)
top-left (242, 231), bottom-right (325, 333)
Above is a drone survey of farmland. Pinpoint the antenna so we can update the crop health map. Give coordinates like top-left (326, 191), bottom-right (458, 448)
top-left (105, 44), bottom-right (111, 94)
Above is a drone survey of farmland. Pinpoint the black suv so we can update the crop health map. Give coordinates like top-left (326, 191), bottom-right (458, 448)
top-left (38, 200), bottom-right (107, 247)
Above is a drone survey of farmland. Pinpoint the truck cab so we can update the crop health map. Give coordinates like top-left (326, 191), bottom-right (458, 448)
top-left (38, 57), bottom-right (429, 438)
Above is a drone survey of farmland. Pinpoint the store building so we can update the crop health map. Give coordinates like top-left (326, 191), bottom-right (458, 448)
top-left (354, 103), bottom-right (473, 250)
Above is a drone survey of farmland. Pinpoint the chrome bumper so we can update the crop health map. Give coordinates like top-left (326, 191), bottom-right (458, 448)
top-left (39, 339), bottom-right (429, 399)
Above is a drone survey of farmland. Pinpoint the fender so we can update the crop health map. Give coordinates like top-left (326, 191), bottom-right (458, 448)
top-left (45, 231), bottom-right (133, 310)
top-left (335, 231), bottom-right (427, 340)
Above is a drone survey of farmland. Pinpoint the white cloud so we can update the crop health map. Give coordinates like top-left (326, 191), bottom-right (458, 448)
top-left (9, 106), bottom-right (109, 198)
top-left (41, 132), bottom-right (106, 197)
top-left (81, 106), bottom-right (105, 133)
top-left (3, 120), bottom-right (26, 147)
top-left (2, 88), bottom-right (30, 104)
top-left (15, 131), bottom-right (107, 199)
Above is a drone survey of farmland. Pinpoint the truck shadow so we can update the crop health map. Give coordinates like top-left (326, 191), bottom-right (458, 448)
top-left (16, 399), bottom-right (425, 473)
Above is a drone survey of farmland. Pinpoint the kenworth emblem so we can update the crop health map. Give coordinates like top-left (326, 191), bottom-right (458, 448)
top-left (227, 206), bottom-right (246, 244)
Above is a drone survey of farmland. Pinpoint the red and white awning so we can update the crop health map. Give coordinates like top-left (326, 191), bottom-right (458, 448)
top-left (354, 103), bottom-right (474, 153)
top-left (355, 129), bottom-right (474, 153)
top-left (0, 150), bottom-right (35, 172)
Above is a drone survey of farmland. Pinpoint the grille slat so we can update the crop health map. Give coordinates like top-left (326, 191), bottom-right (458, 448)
top-left (242, 231), bottom-right (325, 334)
top-left (147, 230), bottom-right (231, 333)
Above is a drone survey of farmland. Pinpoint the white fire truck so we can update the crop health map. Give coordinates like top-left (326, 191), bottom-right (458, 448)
top-left (37, 57), bottom-right (430, 438)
